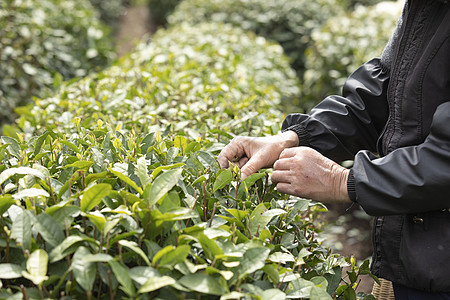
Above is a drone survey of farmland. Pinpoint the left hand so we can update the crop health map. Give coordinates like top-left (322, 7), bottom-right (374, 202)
top-left (271, 147), bottom-right (351, 204)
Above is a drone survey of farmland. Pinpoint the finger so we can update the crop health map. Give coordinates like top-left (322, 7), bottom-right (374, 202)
top-left (270, 170), bottom-right (291, 184)
top-left (273, 157), bottom-right (293, 171)
top-left (279, 147), bottom-right (297, 159)
top-left (276, 182), bottom-right (293, 195)
top-left (217, 138), bottom-right (247, 168)
top-left (240, 152), bottom-right (267, 179)
top-left (237, 157), bottom-right (249, 168)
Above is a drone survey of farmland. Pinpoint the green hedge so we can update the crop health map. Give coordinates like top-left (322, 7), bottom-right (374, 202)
top-left (18, 22), bottom-right (299, 138)
top-left (0, 0), bottom-right (116, 127)
top-left (0, 22), bottom-right (377, 299)
top-left (88, 0), bottom-right (127, 31)
top-left (302, 1), bottom-right (402, 109)
top-left (168, 0), bottom-right (343, 90)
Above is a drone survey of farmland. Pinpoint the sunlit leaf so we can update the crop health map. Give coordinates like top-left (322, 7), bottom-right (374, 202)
top-left (148, 168), bottom-right (182, 206)
top-left (0, 264), bottom-right (25, 279)
top-left (22, 249), bottom-right (48, 285)
top-left (179, 273), bottom-right (227, 295)
top-left (109, 168), bottom-right (143, 195)
top-left (0, 167), bottom-right (46, 185)
top-left (80, 183), bottom-right (112, 212)
top-left (138, 276), bottom-right (176, 293)
top-left (119, 240), bottom-right (151, 266)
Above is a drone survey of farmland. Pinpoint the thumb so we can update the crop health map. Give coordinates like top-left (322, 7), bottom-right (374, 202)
top-left (240, 155), bottom-right (265, 179)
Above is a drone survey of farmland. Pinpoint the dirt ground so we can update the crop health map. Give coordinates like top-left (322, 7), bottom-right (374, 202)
top-left (115, 5), bottom-right (376, 295)
top-left (115, 5), bottom-right (156, 57)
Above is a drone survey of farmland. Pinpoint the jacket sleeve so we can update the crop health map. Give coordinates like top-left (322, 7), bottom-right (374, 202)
top-left (282, 58), bottom-right (390, 162)
top-left (349, 101), bottom-right (450, 216)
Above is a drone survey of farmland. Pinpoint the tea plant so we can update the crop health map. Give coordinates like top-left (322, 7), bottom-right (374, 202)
top-left (0, 20), bottom-right (377, 299)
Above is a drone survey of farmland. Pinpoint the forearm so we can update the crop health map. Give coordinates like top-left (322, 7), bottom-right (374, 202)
top-left (282, 58), bottom-right (390, 162)
top-left (351, 102), bottom-right (450, 216)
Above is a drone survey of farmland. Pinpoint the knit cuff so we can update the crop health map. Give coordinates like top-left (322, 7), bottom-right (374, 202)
top-left (347, 168), bottom-right (357, 202)
top-left (282, 124), bottom-right (311, 147)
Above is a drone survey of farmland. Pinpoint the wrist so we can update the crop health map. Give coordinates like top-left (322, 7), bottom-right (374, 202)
top-left (338, 168), bottom-right (351, 203)
top-left (278, 130), bottom-right (299, 148)
top-left (331, 165), bottom-right (351, 203)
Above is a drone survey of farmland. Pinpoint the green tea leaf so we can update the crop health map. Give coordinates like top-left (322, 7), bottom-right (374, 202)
top-left (109, 260), bottom-right (135, 297)
top-left (49, 236), bottom-right (97, 263)
top-left (155, 207), bottom-right (198, 222)
top-left (85, 212), bottom-right (106, 232)
top-left (261, 288), bottom-right (286, 300)
top-left (129, 266), bottom-right (160, 285)
top-left (0, 194), bottom-right (15, 215)
top-left (0, 167), bottom-right (46, 185)
top-left (1, 136), bottom-right (20, 158)
top-left (174, 135), bottom-right (188, 153)
top-left (225, 208), bottom-right (249, 222)
top-left (22, 249), bottom-right (48, 285)
top-left (152, 245), bottom-right (174, 265)
top-left (109, 168), bottom-right (143, 195)
top-left (0, 263), bottom-right (25, 279)
top-left (34, 132), bottom-right (49, 155)
top-left (72, 247), bottom-right (96, 292)
top-left (148, 168), bottom-right (182, 206)
top-left (150, 163), bottom-right (185, 179)
top-left (158, 245), bottom-right (190, 267)
top-left (65, 160), bottom-right (93, 170)
top-left (198, 233), bottom-right (223, 260)
top-left (11, 210), bottom-right (32, 251)
top-left (119, 240), bottom-right (151, 266)
top-left (237, 247), bottom-right (270, 278)
top-left (179, 273), bottom-right (227, 295)
top-left (309, 286), bottom-right (333, 300)
top-left (12, 188), bottom-right (50, 200)
top-left (80, 183), bottom-right (112, 212)
top-left (138, 276), bottom-right (176, 293)
top-left (213, 168), bottom-right (232, 192)
top-left (237, 172), bottom-right (265, 199)
top-left (136, 157), bottom-right (151, 188)
top-left (34, 213), bottom-right (64, 248)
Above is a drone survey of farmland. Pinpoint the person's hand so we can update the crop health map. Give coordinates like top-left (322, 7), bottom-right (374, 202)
top-left (217, 131), bottom-right (299, 179)
top-left (271, 147), bottom-right (351, 204)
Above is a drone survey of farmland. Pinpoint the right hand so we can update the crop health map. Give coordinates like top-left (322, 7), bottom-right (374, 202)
top-left (217, 131), bottom-right (299, 179)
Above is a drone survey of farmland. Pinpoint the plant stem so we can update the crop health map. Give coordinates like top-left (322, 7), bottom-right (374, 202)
top-left (47, 178), bottom-right (56, 205)
top-left (21, 285), bottom-right (29, 300)
top-left (208, 202), bottom-right (217, 228)
top-left (108, 270), bottom-right (114, 300)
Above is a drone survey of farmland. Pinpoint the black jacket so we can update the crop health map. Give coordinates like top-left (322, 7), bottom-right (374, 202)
top-left (282, 0), bottom-right (450, 292)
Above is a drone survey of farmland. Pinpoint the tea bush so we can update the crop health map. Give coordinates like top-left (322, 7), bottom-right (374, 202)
top-left (0, 0), bottom-right (116, 127)
top-left (0, 22), bottom-right (376, 299)
top-left (88, 0), bottom-right (127, 31)
top-left (302, 1), bottom-right (402, 110)
top-left (168, 0), bottom-right (344, 93)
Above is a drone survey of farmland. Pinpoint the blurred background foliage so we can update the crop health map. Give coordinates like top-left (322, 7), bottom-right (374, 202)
top-left (0, 0), bottom-right (116, 126)
top-left (168, 0), bottom-right (343, 84)
top-left (0, 0), bottom-right (402, 129)
top-left (302, 1), bottom-right (403, 111)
